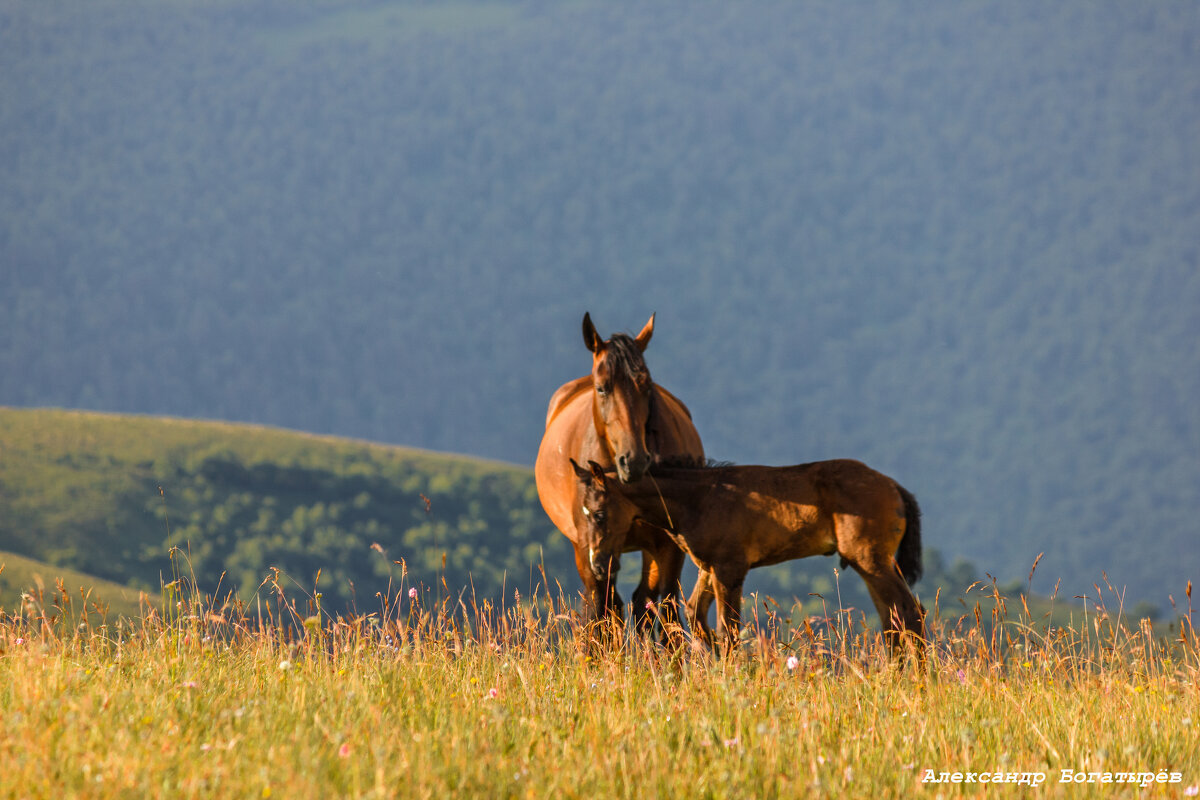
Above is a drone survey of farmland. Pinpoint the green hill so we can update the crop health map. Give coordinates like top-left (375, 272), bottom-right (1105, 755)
top-left (0, 408), bottom-right (566, 611)
top-left (0, 549), bottom-right (144, 622)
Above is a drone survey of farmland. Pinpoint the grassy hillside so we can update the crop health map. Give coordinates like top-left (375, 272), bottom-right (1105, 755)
top-left (0, 550), bottom-right (144, 621)
top-left (0, 408), bottom-right (567, 611)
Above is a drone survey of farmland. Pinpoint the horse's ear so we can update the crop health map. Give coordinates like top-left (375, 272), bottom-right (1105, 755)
top-left (587, 460), bottom-right (607, 482)
top-left (634, 313), bottom-right (655, 352)
top-left (569, 458), bottom-right (594, 483)
top-left (582, 312), bottom-right (605, 354)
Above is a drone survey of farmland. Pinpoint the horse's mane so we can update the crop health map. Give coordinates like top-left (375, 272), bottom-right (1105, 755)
top-left (604, 333), bottom-right (650, 383)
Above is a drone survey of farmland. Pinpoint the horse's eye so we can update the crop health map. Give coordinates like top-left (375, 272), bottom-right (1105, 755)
top-left (593, 510), bottom-right (606, 524)
top-left (595, 383), bottom-right (608, 396)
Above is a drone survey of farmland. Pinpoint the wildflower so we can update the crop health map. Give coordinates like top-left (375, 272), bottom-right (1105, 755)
top-left (786, 656), bottom-right (800, 671)
top-left (338, 743), bottom-right (351, 759)
top-left (278, 660), bottom-right (292, 671)
top-left (723, 737), bottom-right (740, 748)
top-left (14, 638), bottom-right (25, 646)
top-left (1185, 786), bottom-right (1198, 797)
top-left (180, 681), bottom-right (199, 690)
top-left (408, 587), bottom-right (418, 600)
top-left (956, 669), bottom-right (967, 684)
top-left (487, 687), bottom-right (499, 699)
top-left (645, 600), bottom-right (654, 611)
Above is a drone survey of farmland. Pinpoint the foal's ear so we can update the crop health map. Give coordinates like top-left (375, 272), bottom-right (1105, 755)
top-left (582, 312), bottom-right (605, 354)
top-left (569, 457), bottom-right (593, 482)
top-left (587, 460), bottom-right (608, 483)
top-left (634, 313), bottom-right (655, 352)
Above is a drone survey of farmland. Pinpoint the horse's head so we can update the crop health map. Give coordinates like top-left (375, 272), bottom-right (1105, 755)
top-left (570, 458), bottom-right (640, 581)
top-left (582, 312), bottom-right (656, 483)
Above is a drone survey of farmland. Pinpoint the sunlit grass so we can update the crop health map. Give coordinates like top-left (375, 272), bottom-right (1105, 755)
top-left (1, 560), bottom-right (1196, 799)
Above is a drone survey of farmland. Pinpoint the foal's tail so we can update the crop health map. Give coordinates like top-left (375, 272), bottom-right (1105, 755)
top-left (895, 483), bottom-right (923, 586)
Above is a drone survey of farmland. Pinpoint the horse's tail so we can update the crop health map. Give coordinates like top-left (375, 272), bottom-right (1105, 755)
top-left (895, 483), bottom-right (923, 586)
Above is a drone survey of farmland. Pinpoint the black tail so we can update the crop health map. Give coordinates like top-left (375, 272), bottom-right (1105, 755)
top-left (895, 483), bottom-right (922, 586)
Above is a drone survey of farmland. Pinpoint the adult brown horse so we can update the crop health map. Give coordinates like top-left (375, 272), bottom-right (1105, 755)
top-left (570, 458), bottom-right (925, 656)
top-left (535, 313), bottom-right (704, 636)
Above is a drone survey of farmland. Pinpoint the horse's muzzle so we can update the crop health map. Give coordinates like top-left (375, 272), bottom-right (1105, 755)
top-left (615, 451), bottom-right (651, 483)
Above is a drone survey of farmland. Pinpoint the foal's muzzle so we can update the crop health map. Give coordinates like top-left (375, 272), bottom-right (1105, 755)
top-left (588, 547), bottom-right (619, 582)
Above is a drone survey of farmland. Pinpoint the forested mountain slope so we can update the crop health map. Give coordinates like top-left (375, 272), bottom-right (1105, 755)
top-left (1, 1), bottom-right (1197, 607)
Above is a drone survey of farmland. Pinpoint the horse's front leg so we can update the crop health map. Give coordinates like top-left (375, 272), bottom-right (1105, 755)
top-left (631, 553), bottom-right (657, 637)
top-left (634, 543), bottom-right (687, 647)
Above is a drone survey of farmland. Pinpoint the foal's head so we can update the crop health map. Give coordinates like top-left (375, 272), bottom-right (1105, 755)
top-left (570, 458), bottom-right (640, 581)
top-left (582, 312), bottom-right (656, 483)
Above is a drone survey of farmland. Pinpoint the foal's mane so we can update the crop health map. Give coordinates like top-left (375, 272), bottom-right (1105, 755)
top-left (651, 455), bottom-right (734, 471)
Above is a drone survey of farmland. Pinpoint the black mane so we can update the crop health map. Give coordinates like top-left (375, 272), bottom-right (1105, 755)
top-left (603, 333), bottom-right (650, 384)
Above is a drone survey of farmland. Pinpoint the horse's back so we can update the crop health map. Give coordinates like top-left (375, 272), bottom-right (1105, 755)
top-left (808, 459), bottom-right (900, 504)
top-left (544, 376), bottom-right (590, 428)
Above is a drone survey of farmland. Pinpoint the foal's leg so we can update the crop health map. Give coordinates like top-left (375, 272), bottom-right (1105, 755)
top-left (711, 569), bottom-right (746, 656)
top-left (685, 569), bottom-right (716, 647)
top-left (852, 561), bottom-right (925, 658)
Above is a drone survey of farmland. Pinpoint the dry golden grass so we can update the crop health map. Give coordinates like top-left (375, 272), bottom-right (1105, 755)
top-left (1, 560), bottom-right (1196, 799)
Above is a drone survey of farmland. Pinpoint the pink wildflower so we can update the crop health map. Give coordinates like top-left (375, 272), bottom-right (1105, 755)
top-left (408, 587), bottom-right (418, 600)
top-left (338, 743), bottom-right (351, 759)
top-left (487, 687), bottom-right (499, 700)
top-left (786, 656), bottom-right (799, 671)
top-left (956, 669), bottom-right (967, 684)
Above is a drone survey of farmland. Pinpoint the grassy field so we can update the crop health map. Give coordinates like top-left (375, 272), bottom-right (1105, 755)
top-left (1, 565), bottom-right (1196, 799)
